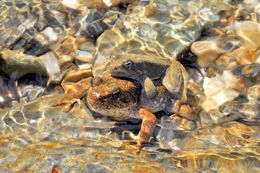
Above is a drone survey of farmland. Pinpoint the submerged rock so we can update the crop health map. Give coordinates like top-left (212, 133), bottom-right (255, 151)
top-left (0, 50), bottom-right (62, 84)
top-left (0, 50), bottom-right (47, 79)
top-left (62, 0), bottom-right (129, 10)
top-left (235, 21), bottom-right (260, 48)
top-left (191, 40), bottom-right (222, 68)
top-left (202, 70), bottom-right (239, 111)
top-left (0, 0), bottom-right (67, 53)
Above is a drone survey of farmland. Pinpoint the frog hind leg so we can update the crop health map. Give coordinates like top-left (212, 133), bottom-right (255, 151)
top-left (53, 77), bottom-right (92, 112)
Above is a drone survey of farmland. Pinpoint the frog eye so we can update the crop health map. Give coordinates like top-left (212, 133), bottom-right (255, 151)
top-left (124, 60), bottom-right (132, 69)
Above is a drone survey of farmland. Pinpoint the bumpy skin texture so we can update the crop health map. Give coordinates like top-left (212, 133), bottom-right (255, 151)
top-left (87, 76), bottom-right (141, 120)
top-left (87, 53), bottom-right (190, 145)
top-left (108, 53), bottom-right (190, 115)
top-left (136, 108), bottom-right (157, 146)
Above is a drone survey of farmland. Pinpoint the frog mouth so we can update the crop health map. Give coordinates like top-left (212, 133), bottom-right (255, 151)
top-left (111, 66), bottom-right (128, 78)
top-left (111, 68), bottom-right (143, 85)
top-left (111, 74), bottom-right (140, 87)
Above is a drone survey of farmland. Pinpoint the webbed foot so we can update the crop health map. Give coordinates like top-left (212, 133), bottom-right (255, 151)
top-left (52, 165), bottom-right (61, 173)
top-left (125, 108), bottom-right (156, 146)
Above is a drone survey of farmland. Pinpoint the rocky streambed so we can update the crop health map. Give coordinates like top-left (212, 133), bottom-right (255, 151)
top-left (0, 0), bottom-right (259, 172)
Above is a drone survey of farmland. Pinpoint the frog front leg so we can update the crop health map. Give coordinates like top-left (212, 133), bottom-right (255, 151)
top-left (129, 108), bottom-right (156, 146)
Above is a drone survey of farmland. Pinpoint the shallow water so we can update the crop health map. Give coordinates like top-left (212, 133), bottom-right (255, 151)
top-left (0, 0), bottom-right (259, 172)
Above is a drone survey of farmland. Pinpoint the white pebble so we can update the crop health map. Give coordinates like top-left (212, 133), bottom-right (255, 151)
top-left (41, 27), bottom-right (58, 42)
top-left (103, 0), bottom-right (112, 6)
top-left (76, 50), bottom-right (93, 62)
top-left (202, 71), bottom-right (239, 111)
top-left (39, 52), bottom-right (61, 80)
top-left (61, 0), bottom-right (81, 9)
top-left (0, 96), bottom-right (4, 102)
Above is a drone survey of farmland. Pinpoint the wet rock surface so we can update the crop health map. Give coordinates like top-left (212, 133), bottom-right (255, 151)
top-left (0, 0), bottom-right (259, 172)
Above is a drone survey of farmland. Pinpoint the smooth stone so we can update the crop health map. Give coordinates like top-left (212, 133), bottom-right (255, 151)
top-left (41, 27), bottom-right (58, 42)
top-left (235, 21), bottom-right (260, 48)
top-left (143, 77), bottom-right (157, 98)
top-left (39, 52), bottom-right (62, 84)
top-left (202, 71), bottom-right (239, 111)
top-left (191, 40), bottom-right (221, 67)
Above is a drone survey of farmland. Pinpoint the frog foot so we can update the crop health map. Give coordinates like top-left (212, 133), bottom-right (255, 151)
top-left (127, 108), bottom-right (156, 146)
top-left (53, 93), bottom-right (92, 112)
top-left (61, 69), bottom-right (93, 99)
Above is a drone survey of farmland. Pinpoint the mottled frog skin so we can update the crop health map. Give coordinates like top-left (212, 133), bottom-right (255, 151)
top-left (109, 53), bottom-right (188, 101)
top-left (87, 76), bottom-right (142, 120)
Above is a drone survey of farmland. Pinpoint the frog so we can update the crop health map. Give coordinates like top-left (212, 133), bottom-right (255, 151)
top-left (86, 52), bottom-right (195, 145)
top-left (56, 50), bottom-right (193, 146)
top-left (86, 76), bottom-right (173, 146)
